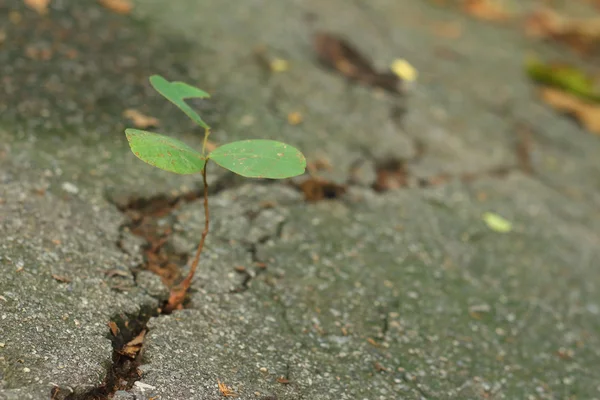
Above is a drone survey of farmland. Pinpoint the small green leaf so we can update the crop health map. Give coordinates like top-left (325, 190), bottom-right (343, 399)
top-left (526, 56), bottom-right (600, 102)
top-left (482, 212), bottom-right (512, 233)
top-left (149, 75), bottom-right (211, 129)
top-left (125, 129), bottom-right (206, 174)
top-left (208, 139), bottom-right (306, 179)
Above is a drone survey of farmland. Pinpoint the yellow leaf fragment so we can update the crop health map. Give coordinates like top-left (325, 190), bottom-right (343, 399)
top-left (482, 212), bottom-right (512, 233)
top-left (391, 59), bottom-right (418, 82)
top-left (269, 58), bottom-right (289, 73)
top-left (287, 111), bottom-right (303, 125)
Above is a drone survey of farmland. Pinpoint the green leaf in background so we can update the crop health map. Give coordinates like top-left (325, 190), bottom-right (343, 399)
top-left (482, 212), bottom-right (513, 233)
top-left (149, 75), bottom-right (211, 129)
top-left (526, 56), bottom-right (600, 102)
top-left (125, 129), bottom-right (206, 174)
top-left (208, 139), bottom-right (306, 179)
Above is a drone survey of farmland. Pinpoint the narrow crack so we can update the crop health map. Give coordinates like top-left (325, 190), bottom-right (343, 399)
top-left (232, 217), bottom-right (288, 293)
top-left (59, 305), bottom-right (159, 400)
top-left (63, 176), bottom-right (243, 399)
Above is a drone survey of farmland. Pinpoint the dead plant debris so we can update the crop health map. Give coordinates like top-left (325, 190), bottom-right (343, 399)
top-left (313, 32), bottom-right (400, 93)
top-left (276, 376), bottom-right (290, 384)
top-left (539, 87), bottom-right (600, 135)
top-left (24, 0), bottom-right (50, 15)
top-left (298, 178), bottom-right (347, 201)
top-left (98, 0), bottom-right (133, 15)
top-left (123, 109), bottom-right (160, 129)
top-left (118, 330), bottom-right (146, 358)
top-left (373, 160), bottom-right (408, 192)
top-left (525, 7), bottom-right (600, 53)
top-left (108, 321), bottom-right (120, 336)
top-left (51, 274), bottom-right (71, 283)
top-left (218, 379), bottom-right (237, 397)
top-left (462, 0), bottom-right (512, 22)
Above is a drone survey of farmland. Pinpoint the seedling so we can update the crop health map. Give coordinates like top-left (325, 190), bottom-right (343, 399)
top-left (125, 75), bottom-right (306, 312)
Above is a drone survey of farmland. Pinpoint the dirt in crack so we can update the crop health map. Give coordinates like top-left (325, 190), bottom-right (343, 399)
top-left (57, 307), bottom-right (158, 400)
top-left (115, 191), bottom-right (205, 296)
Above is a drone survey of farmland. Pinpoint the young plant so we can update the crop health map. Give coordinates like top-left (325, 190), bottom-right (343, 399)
top-left (125, 75), bottom-right (306, 312)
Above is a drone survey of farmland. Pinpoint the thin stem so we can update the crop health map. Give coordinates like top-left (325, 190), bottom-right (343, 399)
top-left (164, 161), bottom-right (210, 312)
top-left (201, 127), bottom-right (211, 156)
top-left (181, 161), bottom-right (210, 290)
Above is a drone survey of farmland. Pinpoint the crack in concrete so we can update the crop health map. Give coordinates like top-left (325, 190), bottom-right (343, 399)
top-left (84, 110), bottom-right (538, 398)
top-left (60, 305), bottom-right (158, 400)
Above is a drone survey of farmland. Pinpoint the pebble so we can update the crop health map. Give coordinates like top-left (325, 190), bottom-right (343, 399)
top-left (61, 182), bottom-right (79, 194)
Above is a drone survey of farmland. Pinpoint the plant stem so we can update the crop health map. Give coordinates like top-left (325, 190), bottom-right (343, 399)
top-left (201, 127), bottom-right (211, 156)
top-left (164, 161), bottom-right (210, 312)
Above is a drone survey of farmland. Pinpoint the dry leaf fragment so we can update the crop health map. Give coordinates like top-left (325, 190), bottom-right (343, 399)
top-left (462, 0), bottom-right (511, 22)
top-left (287, 111), bottom-right (303, 125)
top-left (51, 274), bottom-right (71, 283)
top-left (98, 0), bottom-right (133, 15)
top-left (373, 160), bottom-right (408, 192)
top-left (269, 58), bottom-right (289, 73)
top-left (217, 379), bottom-right (237, 397)
top-left (313, 32), bottom-right (399, 93)
top-left (525, 8), bottom-right (600, 53)
top-left (24, 0), bottom-right (50, 15)
top-left (374, 362), bottom-right (387, 372)
top-left (123, 109), bottom-right (160, 129)
top-left (299, 178), bottom-right (346, 202)
top-left (540, 87), bottom-right (600, 135)
top-left (108, 321), bottom-right (119, 336)
top-left (119, 330), bottom-right (146, 358)
top-left (276, 376), bottom-right (290, 384)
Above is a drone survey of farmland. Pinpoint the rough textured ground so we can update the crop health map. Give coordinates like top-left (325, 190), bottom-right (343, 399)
top-left (1, 0), bottom-right (599, 399)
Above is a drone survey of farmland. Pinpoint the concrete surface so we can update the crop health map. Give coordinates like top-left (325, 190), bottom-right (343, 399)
top-left (1, 0), bottom-right (599, 399)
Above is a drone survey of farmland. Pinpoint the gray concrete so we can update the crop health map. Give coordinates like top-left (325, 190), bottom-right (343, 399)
top-left (1, 0), bottom-right (599, 399)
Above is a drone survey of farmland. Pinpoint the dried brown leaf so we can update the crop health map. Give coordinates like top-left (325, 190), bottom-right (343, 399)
top-left (217, 379), bottom-right (237, 397)
top-left (313, 32), bottom-right (399, 93)
top-left (525, 8), bottom-right (600, 52)
top-left (123, 109), bottom-right (160, 129)
top-left (540, 87), bottom-right (600, 135)
top-left (299, 178), bottom-right (346, 202)
top-left (119, 330), bottom-right (146, 358)
top-left (108, 321), bottom-right (119, 336)
top-left (98, 0), bottom-right (133, 15)
top-left (24, 0), bottom-right (50, 15)
top-left (51, 274), bottom-right (71, 283)
top-left (373, 160), bottom-right (408, 192)
top-left (462, 0), bottom-right (511, 22)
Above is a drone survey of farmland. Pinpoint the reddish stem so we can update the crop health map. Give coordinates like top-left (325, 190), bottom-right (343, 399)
top-left (164, 162), bottom-right (210, 312)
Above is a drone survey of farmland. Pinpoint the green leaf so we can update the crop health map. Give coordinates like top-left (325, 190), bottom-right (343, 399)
top-left (125, 129), bottom-right (206, 174)
top-left (208, 139), bottom-right (306, 179)
top-left (482, 212), bottom-right (512, 233)
top-left (149, 75), bottom-right (211, 129)
top-left (526, 56), bottom-right (600, 102)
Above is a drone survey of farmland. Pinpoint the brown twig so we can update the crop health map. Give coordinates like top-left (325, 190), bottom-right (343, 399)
top-left (164, 162), bottom-right (210, 312)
